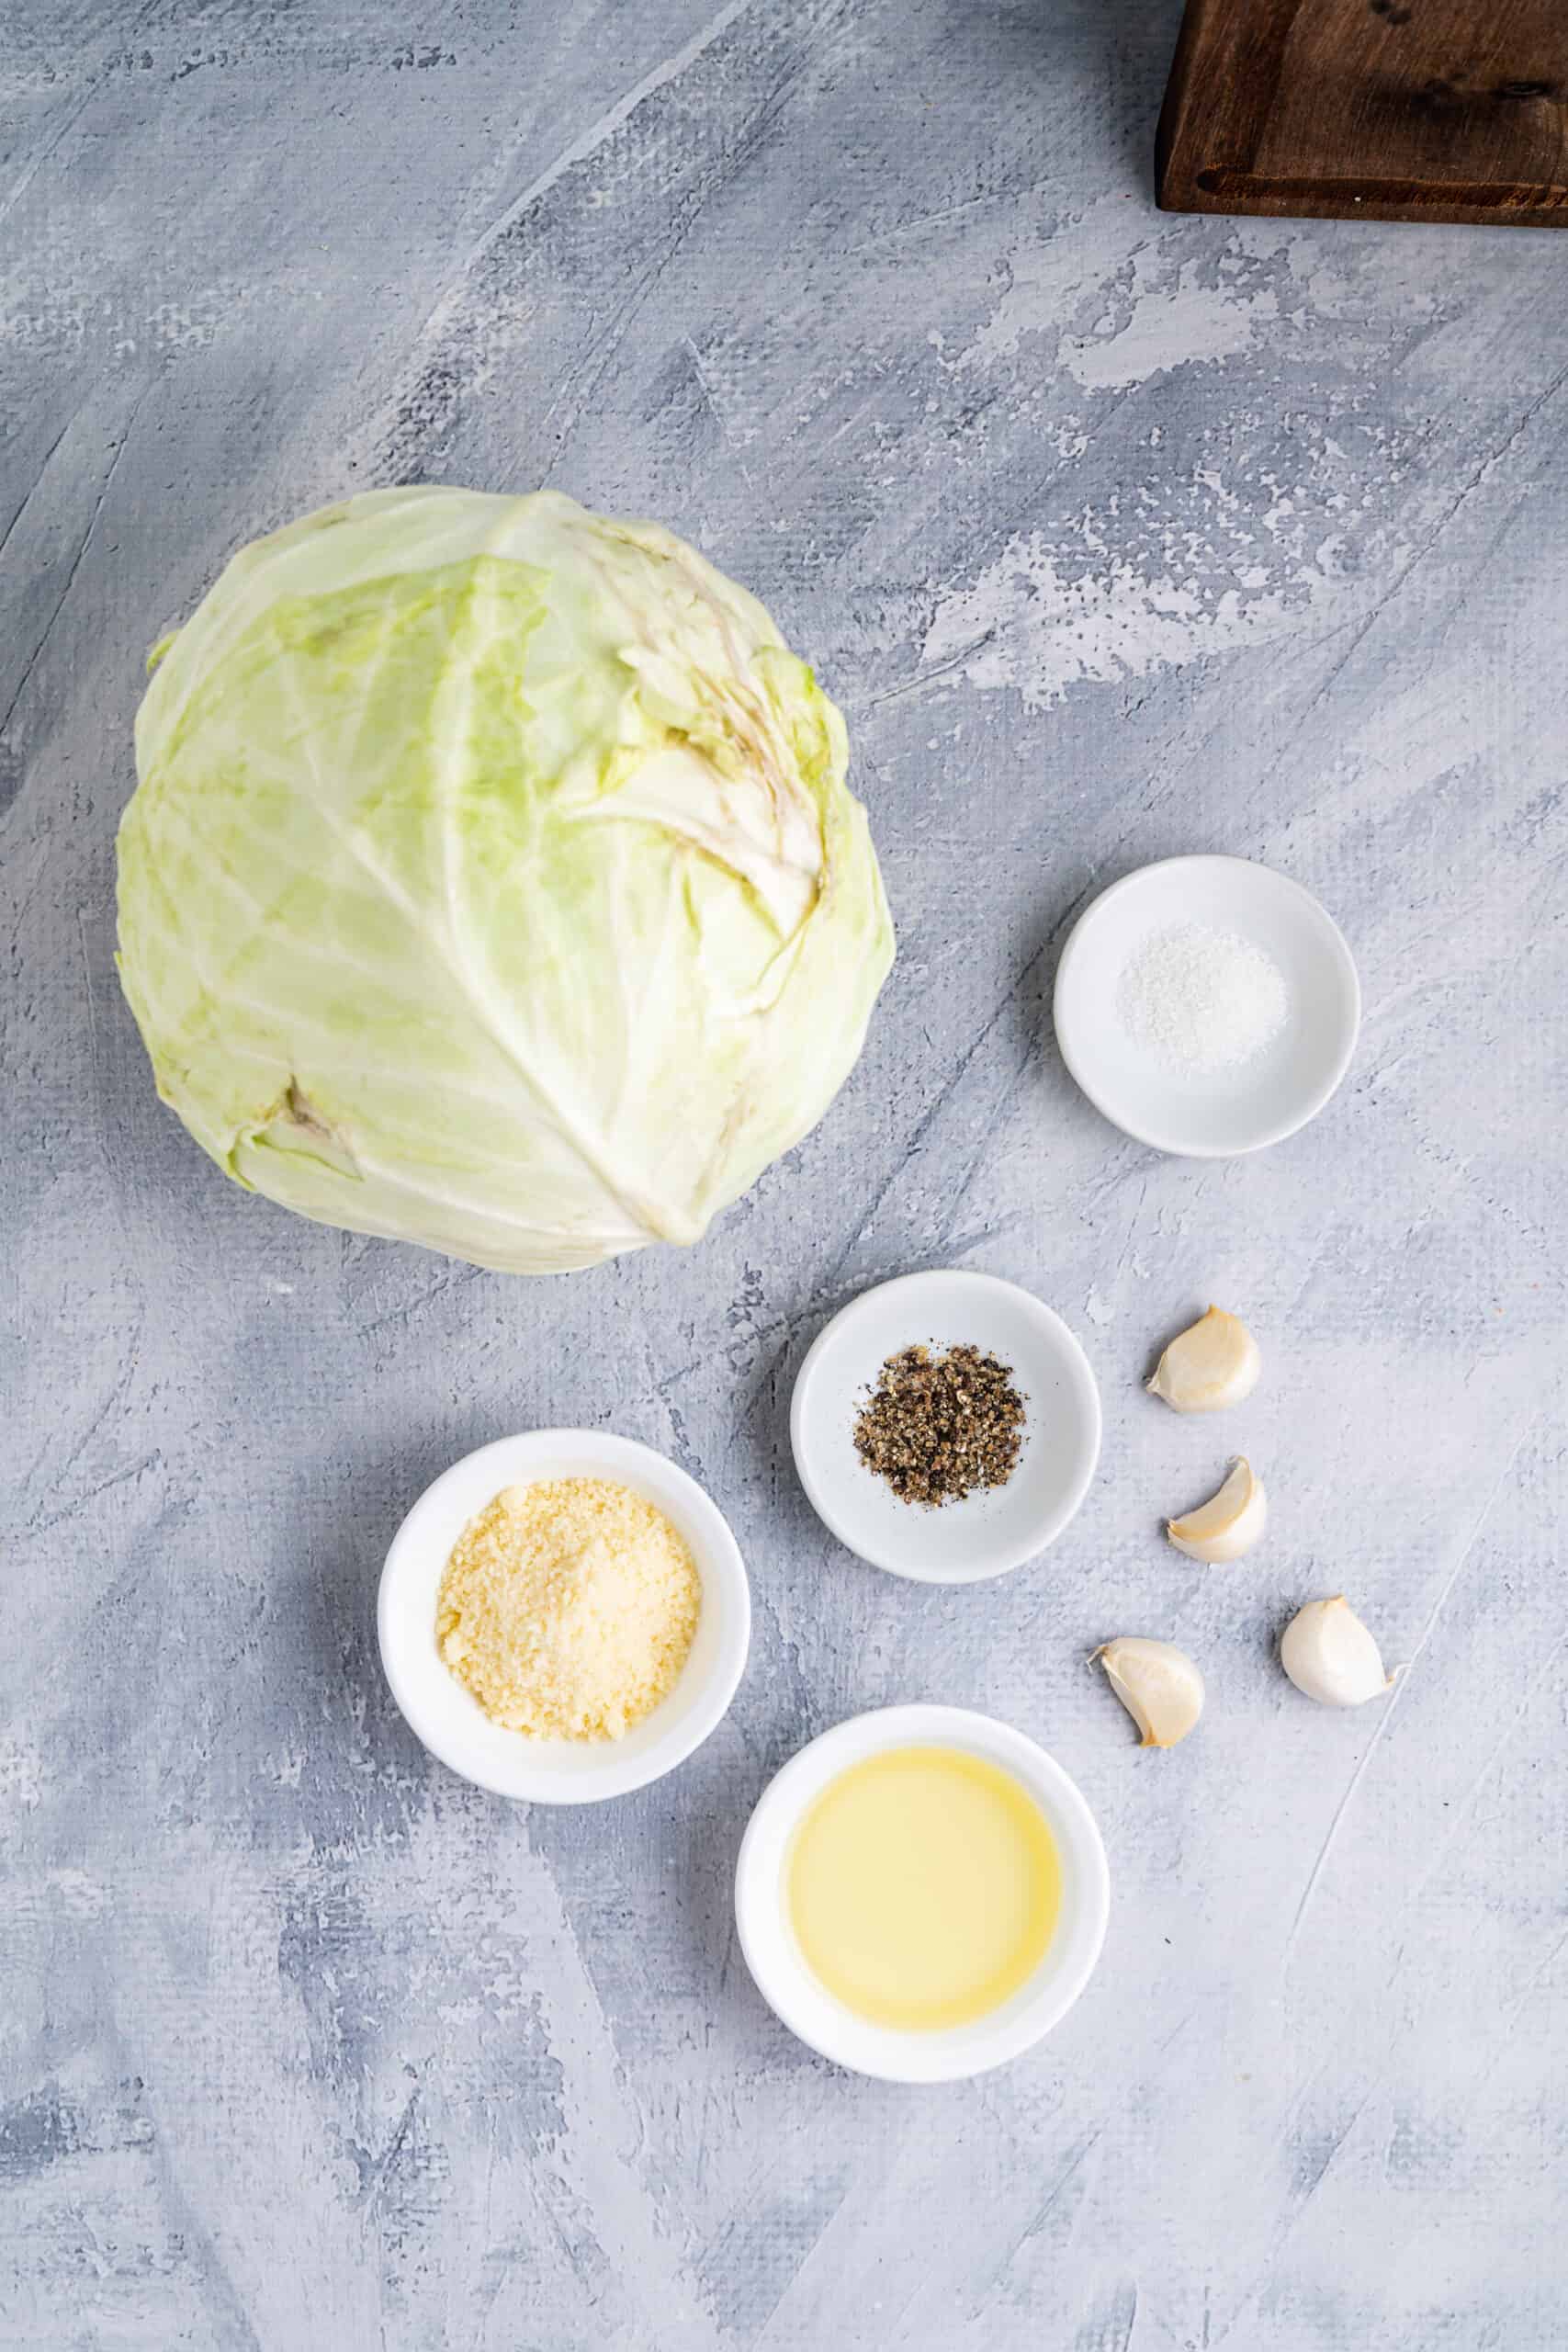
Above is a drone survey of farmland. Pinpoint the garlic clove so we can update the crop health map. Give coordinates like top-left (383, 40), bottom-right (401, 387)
top-left (1167, 1457), bottom-right (1268, 1564)
top-left (1094, 1637), bottom-right (1204, 1747)
top-left (1146, 1306), bottom-right (1261, 1414)
top-left (1280, 1596), bottom-right (1394, 1708)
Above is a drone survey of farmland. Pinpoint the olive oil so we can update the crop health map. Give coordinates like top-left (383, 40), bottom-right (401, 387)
top-left (786, 1746), bottom-right (1061, 2031)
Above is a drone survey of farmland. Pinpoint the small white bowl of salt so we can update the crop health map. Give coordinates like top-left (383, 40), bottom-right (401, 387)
top-left (1052, 854), bottom-right (1359, 1158)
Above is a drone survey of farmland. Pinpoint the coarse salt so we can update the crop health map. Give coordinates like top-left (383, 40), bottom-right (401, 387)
top-left (1115, 922), bottom-right (1289, 1078)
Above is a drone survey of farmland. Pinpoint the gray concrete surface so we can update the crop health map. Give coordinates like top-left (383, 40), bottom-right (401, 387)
top-left (4, 4), bottom-right (1566, 2346)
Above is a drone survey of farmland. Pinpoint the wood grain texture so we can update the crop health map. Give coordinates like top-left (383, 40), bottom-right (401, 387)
top-left (1158, 0), bottom-right (1568, 224)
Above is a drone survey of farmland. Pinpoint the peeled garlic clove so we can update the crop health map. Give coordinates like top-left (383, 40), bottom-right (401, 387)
top-left (1094, 1637), bottom-right (1204, 1747)
top-left (1147, 1306), bottom-right (1260, 1414)
top-left (1168, 1457), bottom-right (1267, 1564)
top-left (1280, 1596), bottom-right (1393, 1708)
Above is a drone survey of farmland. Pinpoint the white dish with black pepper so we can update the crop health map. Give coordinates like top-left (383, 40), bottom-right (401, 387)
top-left (789, 1271), bottom-right (1101, 1583)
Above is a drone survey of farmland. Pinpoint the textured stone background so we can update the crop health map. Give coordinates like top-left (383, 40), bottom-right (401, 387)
top-left (4, 4), bottom-right (1566, 2346)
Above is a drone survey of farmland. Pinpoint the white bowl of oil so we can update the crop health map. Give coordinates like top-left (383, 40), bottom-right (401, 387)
top-left (734, 1705), bottom-right (1110, 2082)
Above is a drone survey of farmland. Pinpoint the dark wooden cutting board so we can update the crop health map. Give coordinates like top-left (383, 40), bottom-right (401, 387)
top-left (1157, 0), bottom-right (1568, 225)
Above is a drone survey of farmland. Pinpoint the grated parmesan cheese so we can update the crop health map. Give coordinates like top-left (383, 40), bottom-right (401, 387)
top-left (436, 1478), bottom-right (701, 1741)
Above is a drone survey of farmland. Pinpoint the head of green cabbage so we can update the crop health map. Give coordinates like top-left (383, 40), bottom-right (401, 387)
top-left (117, 488), bottom-right (894, 1272)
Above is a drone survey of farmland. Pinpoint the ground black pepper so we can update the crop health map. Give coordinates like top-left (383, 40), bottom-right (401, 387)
top-left (852, 1341), bottom-right (1026, 1506)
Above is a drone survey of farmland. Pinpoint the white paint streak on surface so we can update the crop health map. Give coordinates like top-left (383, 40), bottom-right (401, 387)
top-left (921, 530), bottom-right (1346, 710)
top-left (1063, 265), bottom-right (1280, 390)
top-left (0, 1735), bottom-right (43, 1810)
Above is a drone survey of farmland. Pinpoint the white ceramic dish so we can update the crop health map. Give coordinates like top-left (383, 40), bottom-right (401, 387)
top-left (790, 1270), bottom-right (1100, 1582)
top-left (378, 1429), bottom-right (750, 1803)
top-left (1052, 854), bottom-right (1360, 1158)
top-left (735, 1704), bottom-right (1110, 2082)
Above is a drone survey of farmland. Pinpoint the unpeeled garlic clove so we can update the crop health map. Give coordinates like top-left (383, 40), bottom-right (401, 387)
top-left (1167, 1457), bottom-right (1268, 1564)
top-left (1146, 1306), bottom-right (1260, 1414)
top-left (1280, 1596), bottom-right (1394, 1708)
top-left (1094, 1637), bottom-right (1204, 1747)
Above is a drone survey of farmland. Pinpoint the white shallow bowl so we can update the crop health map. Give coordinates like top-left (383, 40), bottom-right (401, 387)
top-left (736, 1705), bottom-right (1110, 2083)
top-left (1053, 854), bottom-right (1360, 1158)
top-left (790, 1270), bottom-right (1100, 1582)
top-left (378, 1430), bottom-right (750, 1803)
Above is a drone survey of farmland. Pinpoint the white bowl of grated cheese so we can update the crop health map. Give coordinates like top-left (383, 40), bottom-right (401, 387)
top-left (378, 1429), bottom-right (750, 1803)
top-left (1052, 854), bottom-right (1360, 1158)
